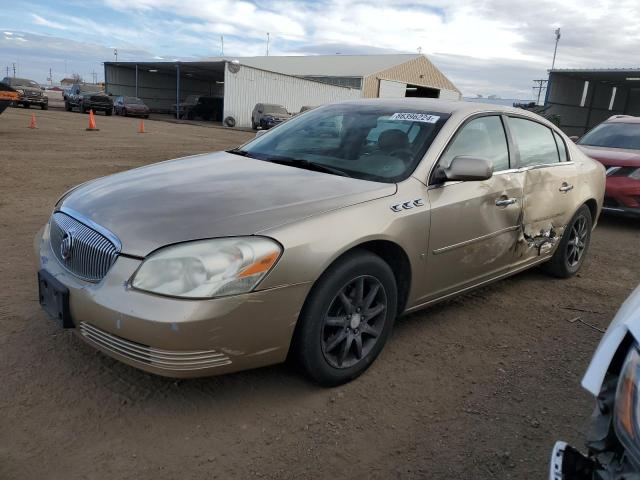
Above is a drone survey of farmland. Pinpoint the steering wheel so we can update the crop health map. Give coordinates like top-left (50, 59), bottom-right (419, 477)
top-left (389, 148), bottom-right (414, 165)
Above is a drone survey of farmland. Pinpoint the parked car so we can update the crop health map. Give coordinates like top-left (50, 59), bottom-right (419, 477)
top-left (0, 83), bottom-right (20, 116)
top-left (0, 76), bottom-right (48, 110)
top-left (113, 96), bottom-right (150, 118)
top-left (173, 94), bottom-right (199, 119)
top-left (65, 84), bottom-right (112, 115)
top-left (550, 284), bottom-right (640, 479)
top-left (251, 103), bottom-right (291, 129)
top-left (574, 115), bottom-right (640, 218)
top-left (35, 99), bottom-right (604, 386)
top-left (182, 96), bottom-right (221, 121)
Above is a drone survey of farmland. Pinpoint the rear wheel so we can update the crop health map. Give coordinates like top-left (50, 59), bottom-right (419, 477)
top-left (65, 102), bottom-right (71, 112)
top-left (105, 109), bottom-right (112, 116)
top-left (23, 103), bottom-right (30, 109)
top-left (293, 250), bottom-right (397, 386)
top-left (542, 205), bottom-right (592, 278)
top-left (41, 104), bottom-right (48, 110)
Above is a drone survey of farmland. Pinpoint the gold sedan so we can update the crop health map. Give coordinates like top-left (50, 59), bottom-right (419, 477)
top-left (35, 99), bottom-right (605, 386)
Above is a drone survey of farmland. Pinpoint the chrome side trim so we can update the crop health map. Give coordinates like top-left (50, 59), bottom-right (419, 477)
top-left (432, 225), bottom-right (520, 255)
top-left (405, 254), bottom-right (552, 314)
top-left (79, 322), bottom-right (232, 371)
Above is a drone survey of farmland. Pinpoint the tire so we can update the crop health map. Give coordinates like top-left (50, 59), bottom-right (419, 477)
top-left (251, 120), bottom-right (257, 130)
top-left (292, 250), bottom-right (397, 386)
top-left (105, 109), bottom-right (112, 116)
top-left (542, 205), bottom-right (593, 278)
top-left (144, 115), bottom-right (149, 119)
top-left (65, 102), bottom-right (71, 112)
top-left (41, 104), bottom-right (48, 110)
top-left (23, 103), bottom-right (30, 109)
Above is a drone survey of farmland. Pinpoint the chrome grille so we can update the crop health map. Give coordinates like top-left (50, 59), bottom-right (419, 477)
top-left (79, 322), bottom-right (232, 371)
top-left (50, 211), bottom-right (119, 282)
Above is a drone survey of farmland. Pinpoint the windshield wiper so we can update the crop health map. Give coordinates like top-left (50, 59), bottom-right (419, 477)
top-left (265, 157), bottom-right (352, 178)
top-left (227, 148), bottom-right (256, 158)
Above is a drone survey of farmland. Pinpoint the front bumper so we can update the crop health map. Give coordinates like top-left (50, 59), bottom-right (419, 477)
top-left (35, 224), bottom-right (310, 378)
top-left (19, 97), bottom-right (47, 106)
top-left (604, 177), bottom-right (640, 217)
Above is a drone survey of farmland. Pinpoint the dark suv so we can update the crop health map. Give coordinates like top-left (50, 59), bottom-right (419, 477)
top-left (1, 77), bottom-right (48, 110)
top-left (65, 84), bottom-right (112, 115)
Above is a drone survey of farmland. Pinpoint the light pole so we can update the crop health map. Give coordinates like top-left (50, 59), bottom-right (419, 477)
top-left (114, 48), bottom-right (118, 63)
top-left (551, 28), bottom-right (561, 71)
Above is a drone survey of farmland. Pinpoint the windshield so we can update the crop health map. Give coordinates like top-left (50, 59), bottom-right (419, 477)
top-left (234, 103), bottom-right (449, 183)
top-left (79, 85), bottom-right (102, 93)
top-left (124, 97), bottom-right (144, 104)
top-left (578, 122), bottom-right (640, 150)
top-left (4, 77), bottom-right (39, 88)
top-left (263, 104), bottom-right (288, 115)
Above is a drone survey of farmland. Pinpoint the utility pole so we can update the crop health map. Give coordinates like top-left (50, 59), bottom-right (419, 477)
top-left (221, 35), bottom-right (224, 56)
top-left (114, 48), bottom-right (118, 62)
top-left (551, 28), bottom-right (561, 71)
top-left (266, 32), bottom-right (270, 56)
top-left (12, 63), bottom-right (16, 77)
top-left (48, 67), bottom-right (53, 86)
top-left (533, 79), bottom-right (548, 105)
top-left (5, 66), bottom-right (8, 78)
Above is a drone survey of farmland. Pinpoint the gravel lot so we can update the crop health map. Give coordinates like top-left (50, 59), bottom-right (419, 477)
top-left (1, 107), bottom-right (639, 479)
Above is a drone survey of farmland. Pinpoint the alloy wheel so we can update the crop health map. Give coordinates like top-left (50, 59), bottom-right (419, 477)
top-left (321, 275), bottom-right (387, 369)
top-left (566, 215), bottom-right (588, 267)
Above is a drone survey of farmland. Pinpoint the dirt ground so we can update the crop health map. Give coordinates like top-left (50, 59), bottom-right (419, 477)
top-left (1, 107), bottom-right (639, 480)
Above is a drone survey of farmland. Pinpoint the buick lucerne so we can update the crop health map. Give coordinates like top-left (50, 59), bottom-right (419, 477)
top-left (35, 99), bottom-right (606, 386)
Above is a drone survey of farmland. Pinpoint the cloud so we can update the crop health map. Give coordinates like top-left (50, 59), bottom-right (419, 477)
top-left (0, 0), bottom-right (637, 96)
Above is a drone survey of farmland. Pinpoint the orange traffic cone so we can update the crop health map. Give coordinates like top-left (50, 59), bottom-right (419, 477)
top-left (86, 110), bottom-right (99, 131)
top-left (29, 113), bottom-right (37, 129)
top-left (137, 119), bottom-right (145, 134)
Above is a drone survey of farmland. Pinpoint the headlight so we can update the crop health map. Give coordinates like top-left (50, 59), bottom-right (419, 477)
top-left (131, 237), bottom-right (281, 299)
top-left (614, 345), bottom-right (640, 464)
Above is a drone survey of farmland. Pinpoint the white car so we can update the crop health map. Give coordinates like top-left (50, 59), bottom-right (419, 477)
top-left (550, 284), bottom-right (640, 479)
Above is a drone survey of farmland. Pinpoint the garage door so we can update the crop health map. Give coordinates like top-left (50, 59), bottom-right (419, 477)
top-left (379, 79), bottom-right (407, 98)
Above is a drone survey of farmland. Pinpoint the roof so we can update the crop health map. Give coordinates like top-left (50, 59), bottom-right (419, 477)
top-left (202, 54), bottom-right (423, 77)
top-left (549, 68), bottom-right (640, 85)
top-left (336, 97), bottom-right (528, 115)
top-left (604, 115), bottom-right (640, 124)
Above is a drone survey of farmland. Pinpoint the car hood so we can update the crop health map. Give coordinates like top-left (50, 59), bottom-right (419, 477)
top-left (582, 284), bottom-right (640, 395)
top-left (578, 145), bottom-right (640, 168)
top-left (19, 86), bottom-right (43, 95)
top-left (60, 151), bottom-right (396, 257)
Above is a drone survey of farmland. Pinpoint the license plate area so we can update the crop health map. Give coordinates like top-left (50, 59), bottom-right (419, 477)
top-left (38, 270), bottom-right (74, 328)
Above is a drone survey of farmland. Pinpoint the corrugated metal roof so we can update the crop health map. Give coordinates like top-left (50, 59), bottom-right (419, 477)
top-left (550, 67), bottom-right (640, 73)
top-left (202, 54), bottom-right (423, 77)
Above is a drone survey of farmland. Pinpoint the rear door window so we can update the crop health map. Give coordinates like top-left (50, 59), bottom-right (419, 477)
top-left (508, 117), bottom-right (560, 167)
top-left (553, 131), bottom-right (568, 162)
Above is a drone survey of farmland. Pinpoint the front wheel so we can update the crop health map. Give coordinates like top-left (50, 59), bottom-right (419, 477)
top-left (293, 250), bottom-right (397, 386)
top-left (542, 205), bottom-right (593, 278)
top-left (41, 104), bottom-right (48, 110)
top-left (105, 109), bottom-right (112, 116)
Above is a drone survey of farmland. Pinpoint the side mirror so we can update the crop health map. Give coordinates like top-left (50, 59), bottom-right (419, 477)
top-left (443, 156), bottom-right (493, 182)
top-left (255, 130), bottom-right (267, 138)
top-left (568, 135), bottom-right (579, 143)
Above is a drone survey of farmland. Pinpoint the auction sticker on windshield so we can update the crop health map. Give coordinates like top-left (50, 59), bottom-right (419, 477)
top-left (389, 113), bottom-right (440, 123)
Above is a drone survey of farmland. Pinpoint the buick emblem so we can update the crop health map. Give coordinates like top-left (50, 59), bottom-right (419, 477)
top-left (60, 230), bottom-right (75, 261)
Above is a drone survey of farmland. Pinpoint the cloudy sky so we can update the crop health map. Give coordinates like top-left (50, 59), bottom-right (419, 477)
top-left (2, 0), bottom-right (639, 98)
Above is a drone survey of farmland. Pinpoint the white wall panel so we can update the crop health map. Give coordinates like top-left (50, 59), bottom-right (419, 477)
top-left (223, 64), bottom-right (360, 128)
top-left (378, 79), bottom-right (407, 98)
top-left (438, 88), bottom-right (461, 101)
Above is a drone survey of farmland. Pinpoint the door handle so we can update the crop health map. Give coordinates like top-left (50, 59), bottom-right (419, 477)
top-left (559, 183), bottom-right (574, 193)
top-left (495, 197), bottom-right (517, 207)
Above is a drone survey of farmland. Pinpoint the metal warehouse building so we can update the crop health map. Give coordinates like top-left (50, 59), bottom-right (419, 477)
top-left (103, 54), bottom-right (460, 128)
top-left (545, 68), bottom-right (640, 136)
